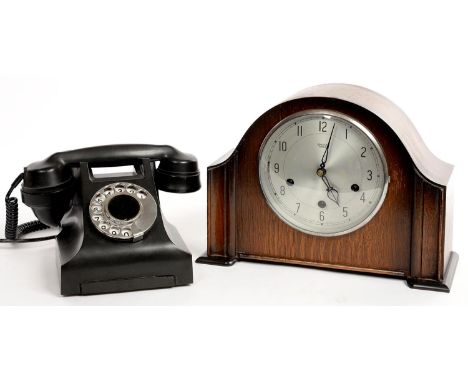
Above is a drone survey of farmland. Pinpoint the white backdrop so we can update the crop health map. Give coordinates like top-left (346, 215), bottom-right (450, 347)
top-left (0, 1), bottom-right (467, 380)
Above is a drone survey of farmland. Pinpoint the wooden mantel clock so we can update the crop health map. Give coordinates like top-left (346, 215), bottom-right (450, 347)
top-left (197, 84), bottom-right (459, 292)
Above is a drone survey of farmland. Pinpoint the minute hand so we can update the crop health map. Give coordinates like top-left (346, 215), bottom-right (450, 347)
top-left (319, 123), bottom-right (335, 168)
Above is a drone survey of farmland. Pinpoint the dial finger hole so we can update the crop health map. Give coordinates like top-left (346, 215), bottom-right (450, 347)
top-left (92, 215), bottom-right (103, 222)
top-left (137, 190), bottom-right (147, 199)
top-left (110, 226), bottom-right (120, 236)
top-left (91, 205), bottom-right (102, 213)
top-left (121, 229), bottom-right (132, 237)
top-left (94, 193), bottom-right (105, 204)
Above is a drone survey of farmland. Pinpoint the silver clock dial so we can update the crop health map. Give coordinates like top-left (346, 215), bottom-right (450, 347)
top-left (258, 110), bottom-right (389, 236)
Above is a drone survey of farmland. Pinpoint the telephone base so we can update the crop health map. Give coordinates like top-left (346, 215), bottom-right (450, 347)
top-left (52, 158), bottom-right (194, 296)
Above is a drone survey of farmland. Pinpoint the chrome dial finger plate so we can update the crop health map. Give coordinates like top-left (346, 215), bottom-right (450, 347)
top-left (89, 182), bottom-right (158, 241)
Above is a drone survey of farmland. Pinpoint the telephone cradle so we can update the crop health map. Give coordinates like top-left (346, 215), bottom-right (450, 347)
top-left (18, 145), bottom-right (201, 296)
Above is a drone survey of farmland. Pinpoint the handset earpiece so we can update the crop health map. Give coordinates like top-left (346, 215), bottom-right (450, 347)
top-left (155, 151), bottom-right (201, 193)
top-left (21, 156), bottom-right (75, 227)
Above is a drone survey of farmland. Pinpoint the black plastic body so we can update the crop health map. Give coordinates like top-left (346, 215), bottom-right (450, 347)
top-left (19, 145), bottom-right (200, 296)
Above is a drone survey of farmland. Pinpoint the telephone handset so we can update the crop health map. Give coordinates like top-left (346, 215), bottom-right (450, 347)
top-left (2, 144), bottom-right (200, 295)
top-left (21, 144), bottom-right (200, 228)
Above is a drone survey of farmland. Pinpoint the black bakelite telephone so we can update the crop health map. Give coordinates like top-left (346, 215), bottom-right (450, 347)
top-left (1, 144), bottom-right (201, 296)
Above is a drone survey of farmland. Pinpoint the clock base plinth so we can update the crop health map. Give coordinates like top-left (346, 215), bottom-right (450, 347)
top-left (196, 254), bottom-right (237, 266)
top-left (197, 252), bottom-right (459, 293)
top-left (406, 251), bottom-right (459, 293)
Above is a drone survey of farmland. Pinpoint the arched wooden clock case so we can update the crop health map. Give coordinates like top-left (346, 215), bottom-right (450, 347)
top-left (197, 84), bottom-right (458, 292)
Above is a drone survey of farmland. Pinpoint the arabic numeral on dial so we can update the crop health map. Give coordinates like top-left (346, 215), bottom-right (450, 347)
top-left (360, 192), bottom-right (366, 203)
top-left (295, 203), bottom-right (300, 214)
top-left (367, 170), bottom-right (373, 180)
top-left (345, 129), bottom-right (348, 139)
top-left (319, 210), bottom-right (325, 221)
top-left (280, 185), bottom-right (285, 195)
top-left (297, 125), bottom-right (303, 136)
top-left (273, 163), bottom-right (279, 173)
top-left (318, 121), bottom-right (327, 132)
top-left (342, 207), bottom-right (348, 217)
top-left (278, 141), bottom-right (287, 151)
top-left (361, 147), bottom-right (367, 157)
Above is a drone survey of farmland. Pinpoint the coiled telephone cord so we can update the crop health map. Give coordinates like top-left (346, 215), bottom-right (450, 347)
top-left (0, 173), bottom-right (55, 243)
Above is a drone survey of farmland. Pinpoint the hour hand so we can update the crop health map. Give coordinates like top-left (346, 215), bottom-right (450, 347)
top-left (327, 187), bottom-right (340, 206)
top-left (321, 175), bottom-right (340, 206)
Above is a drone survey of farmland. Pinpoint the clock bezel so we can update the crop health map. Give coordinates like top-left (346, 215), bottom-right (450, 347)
top-left (258, 109), bottom-right (390, 237)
